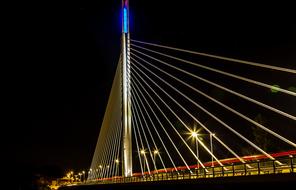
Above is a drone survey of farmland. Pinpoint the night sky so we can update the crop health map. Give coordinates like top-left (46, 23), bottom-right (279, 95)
top-left (4, 0), bottom-right (295, 177)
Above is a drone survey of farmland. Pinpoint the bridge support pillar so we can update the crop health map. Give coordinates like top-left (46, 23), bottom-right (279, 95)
top-left (122, 0), bottom-right (132, 177)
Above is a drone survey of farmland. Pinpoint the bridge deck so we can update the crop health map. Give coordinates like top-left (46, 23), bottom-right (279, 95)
top-left (59, 173), bottom-right (296, 190)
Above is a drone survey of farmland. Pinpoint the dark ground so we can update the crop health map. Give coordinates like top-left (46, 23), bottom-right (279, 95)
top-left (4, 163), bottom-right (63, 190)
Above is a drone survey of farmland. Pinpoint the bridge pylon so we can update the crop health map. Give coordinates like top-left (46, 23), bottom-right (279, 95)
top-left (122, 0), bottom-right (132, 177)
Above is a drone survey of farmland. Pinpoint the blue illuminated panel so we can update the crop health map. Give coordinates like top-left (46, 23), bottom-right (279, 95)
top-left (123, 7), bottom-right (128, 33)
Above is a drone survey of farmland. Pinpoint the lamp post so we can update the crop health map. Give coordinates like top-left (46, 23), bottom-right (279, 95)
top-left (210, 133), bottom-right (215, 167)
top-left (115, 159), bottom-right (120, 176)
top-left (191, 131), bottom-right (199, 168)
top-left (153, 149), bottom-right (159, 171)
top-left (66, 172), bottom-right (71, 183)
top-left (82, 171), bottom-right (85, 183)
top-left (106, 165), bottom-right (110, 178)
top-left (140, 149), bottom-right (146, 175)
top-left (99, 165), bottom-right (102, 179)
top-left (89, 168), bottom-right (92, 181)
top-left (70, 171), bottom-right (74, 183)
top-left (78, 173), bottom-right (82, 182)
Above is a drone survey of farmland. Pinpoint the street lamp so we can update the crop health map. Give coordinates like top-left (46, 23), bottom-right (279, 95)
top-left (140, 149), bottom-right (146, 174)
top-left (153, 149), bottom-right (159, 171)
top-left (70, 171), bottom-right (74, 183)
top-left (191, 131), bottom-right (199, 168)
top-left (82, 171), bottom-right (85, 183)
top-left (99, 165), bottom-right (102, 179)
top-left (115, 159), bottom-right (120, 176)
top-left (106, 165), bottom-right (110, 177)
top-left (210, 133), bottom-right (215, 167)
top-left (89, 169), bottom-right (92, 180)
top-left (78, 173), bottom-right (82, 182)
top-left (191, 131), bottom-right (198, 138)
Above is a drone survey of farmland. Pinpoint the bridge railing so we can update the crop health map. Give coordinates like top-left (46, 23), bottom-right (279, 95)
top-left (88, 155), bottom-right (295, 184)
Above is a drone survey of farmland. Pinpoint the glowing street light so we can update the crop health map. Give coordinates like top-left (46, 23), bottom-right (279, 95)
top-left (68, 171), bottom-right (74, 183)
top-left (140, 149), bottom-right (145, 155)
top-left (82, 171), bottom-right (85, 183)
top-left (153, 149), bottom-right (159, 172)
top-left (210, 133), bottom-right (215, 167)
top-left (191, 131), bottom-right (198, 138)
top-left (105, 165), bottom-right (110, 177)
top-left (140, 149), bottom-right (146, 174)
top-left (98, 165), bottom-right (103, 179)
top-left (78, 173), bottom-right (82, 182)
top-left (115, 159), bottom-right (120, 176)
top-left (190, 130), bottom-right (200, 168)
top-left (89, 168), bottom-right (92, 176)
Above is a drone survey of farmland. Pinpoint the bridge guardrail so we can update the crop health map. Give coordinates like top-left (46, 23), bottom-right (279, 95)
top-left (85, 155), bottom-right (295, 184)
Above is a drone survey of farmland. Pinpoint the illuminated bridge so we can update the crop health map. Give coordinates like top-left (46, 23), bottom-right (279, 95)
top-left (62, 0), bottom-right (296, 188)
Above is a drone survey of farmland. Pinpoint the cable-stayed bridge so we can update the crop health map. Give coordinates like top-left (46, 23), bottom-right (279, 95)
top-left (69, 0), bottom-right (296, 187)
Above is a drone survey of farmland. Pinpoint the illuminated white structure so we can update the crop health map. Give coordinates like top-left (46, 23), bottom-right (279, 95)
top-left (122, 0), bottom-right (132, 177)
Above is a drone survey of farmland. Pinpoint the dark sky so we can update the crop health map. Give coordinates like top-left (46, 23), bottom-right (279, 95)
top-left (4, 0), bottom-right (295, 175)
